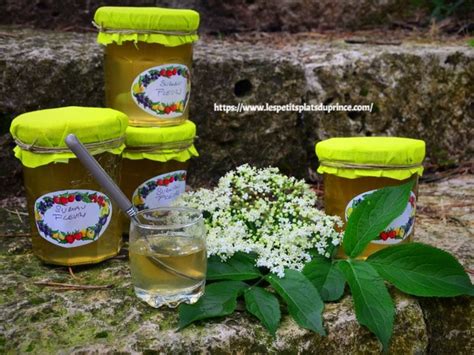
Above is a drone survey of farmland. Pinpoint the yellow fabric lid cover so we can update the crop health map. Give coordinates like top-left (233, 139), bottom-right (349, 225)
top-left (123, 120), bottom-right (198, 162)
top-left (10, 106), bottom-right (128, 168)
top-left (315, 137), bottom-right (426, 180)
top-left (94, 7), bottom-right (200, 46)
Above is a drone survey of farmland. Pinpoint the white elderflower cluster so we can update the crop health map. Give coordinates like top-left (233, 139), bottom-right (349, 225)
top-left (179, 164), bottom-right (343, 277)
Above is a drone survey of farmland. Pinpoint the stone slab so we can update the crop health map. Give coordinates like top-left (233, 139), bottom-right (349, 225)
top-left (0, 175), bottom-right (472, 353)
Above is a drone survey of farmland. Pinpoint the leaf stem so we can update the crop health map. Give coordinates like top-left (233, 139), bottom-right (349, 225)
top-left (246, 277), bottom-right (265, 292)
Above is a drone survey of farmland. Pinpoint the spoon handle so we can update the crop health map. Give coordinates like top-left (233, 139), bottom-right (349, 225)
top-left (65, 134), bottom-right (200, 282)
top-left (65, 134), bottom-right (137, 220)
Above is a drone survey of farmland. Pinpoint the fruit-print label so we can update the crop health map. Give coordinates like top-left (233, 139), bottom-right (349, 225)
top-left (131, 64), bottom-right (190, 119)
top-left (34, 190), bottom-right (112, 248)
top-left (345, 189), bottom-right (416, 244)
top-left (132, 170), bottom-right (187, 211)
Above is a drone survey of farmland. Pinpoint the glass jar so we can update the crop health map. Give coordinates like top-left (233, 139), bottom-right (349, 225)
top-left (94, 6), bottom-right (200, 127)
top-left (10, 107), bottom-right (128, 266)
top-left (315, 137), bottom-right (425, 259)
top-left (121, 120), bottom-right (198, 233)
top-left (129, 207), bottom-right (206, 308)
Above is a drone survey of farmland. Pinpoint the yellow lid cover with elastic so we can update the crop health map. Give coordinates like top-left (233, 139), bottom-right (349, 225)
top-left (10, 106), bottom-right (128, 168)
top-left (123, 120), bottom-right (198, 162)
top-left (94, 7), bottom-right (200, 46)
top-left (315, 137), bottom-right (425, 180)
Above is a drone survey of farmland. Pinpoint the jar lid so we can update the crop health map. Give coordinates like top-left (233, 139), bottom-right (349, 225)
top-left (315, 137), bottom-right (425, 180)
top-left (123, 120), bottom-right (198, 162)
top-left (94, 7), bottom-right (200, 46)
top-left (10, 106), bottom-right (128, 168)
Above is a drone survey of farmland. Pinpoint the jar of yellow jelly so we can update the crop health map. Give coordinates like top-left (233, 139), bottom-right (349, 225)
top-left (10, 107), bottom-right (128, 266)
top-left (315, 137), bottom-right (425, 259)
top-left (121, 120), bottom-right (198, 233)
top-left (94, 6), bottom-right (200, 127)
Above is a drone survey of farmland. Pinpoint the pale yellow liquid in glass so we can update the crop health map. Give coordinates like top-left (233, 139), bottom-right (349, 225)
top-left (129, 236), bottom-right (206, 295)
top-left (323, 174), bottom-right (418, 259)
top-left (23, 154), bottom-right (122, 266)
top-left (104, 42), bottom-right (192, 127)
top-left (120, 159), bottom-right (189, 234)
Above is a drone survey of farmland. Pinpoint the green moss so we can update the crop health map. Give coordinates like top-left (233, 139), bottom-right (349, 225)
top-left (95, 331), bottom-right (108, 339)
top-left (28, 297), bottom-right (46, 306)
top-left (154, 312), bottom-right (178, 330)
top-left (25, 342), bottom-right (34, 352)
top-left (421, 296), bottom-right (473, 354)
top-left (0, 286), bottom-right (15, 304)
top-left (30, 306), bottom-right (55, 322)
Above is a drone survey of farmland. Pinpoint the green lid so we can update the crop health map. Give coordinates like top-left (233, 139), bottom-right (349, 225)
top-left (11, 106), bottom-right (128, 168)
top-left (123, 120), bottom-right (198, 162)
top-left (94, 7), bottom-right (200, 46)
top-left (315, 137), bottom-right (425, 180)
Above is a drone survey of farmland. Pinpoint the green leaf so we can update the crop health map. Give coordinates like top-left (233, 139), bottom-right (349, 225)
top-left (244, 287), bottom-right (281, 336)
top-left (178, 281), bottom-right (248, 329)
top-left (303, 257), bottom-right (346, 301)
top-left (343, 181), bottom-right (414, 258)
top-left (337, 260), bottom-right (394, 350)
top-left (207, 252), bottom-right (262, 281)
top-left (266, 269), bottom-right (325, 335)
top-left (367, 243), bottom-right (474, 297)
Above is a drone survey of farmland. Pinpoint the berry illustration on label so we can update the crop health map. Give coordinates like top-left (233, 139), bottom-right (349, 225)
top-left (345, 189), bottom-right (416, 244)
top-left (133, 170), bottom-right (187, 210)
top-left (34, 190), bottom-right (112, 248)
top-left (131, 64), bottom-right (190, 119)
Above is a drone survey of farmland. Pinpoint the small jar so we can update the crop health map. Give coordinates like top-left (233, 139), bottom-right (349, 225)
top-left (121, 120), bottom-right (198, 233)
top-left (315, 137), bottom-right (425, 259)
top-left (94, 6), bottom-right (200, 127)
top-left (10, 107), bottom-right (128, 266)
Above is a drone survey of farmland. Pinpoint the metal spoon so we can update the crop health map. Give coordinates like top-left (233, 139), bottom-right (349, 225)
top-left (65, 134), bottom-right (200, 281)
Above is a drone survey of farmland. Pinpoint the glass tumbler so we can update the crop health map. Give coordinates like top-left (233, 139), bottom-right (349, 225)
top-left (129, 207), bottom-right (206, 308)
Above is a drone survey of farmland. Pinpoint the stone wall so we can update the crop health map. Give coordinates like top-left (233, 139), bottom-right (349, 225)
top-left (0, 0), bottom-right (431, 32)
top-left (0, 28), bottom-right (472, 197)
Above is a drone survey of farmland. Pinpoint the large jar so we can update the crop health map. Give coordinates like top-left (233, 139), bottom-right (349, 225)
top-left (121, 120), bottom-right (198, 233)
top-left (10, 107), bottom-right (128, 266)
top-left (94, 6), bottom-right (200, 127)
top-left (315, 137), bottom-right (425, 259)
